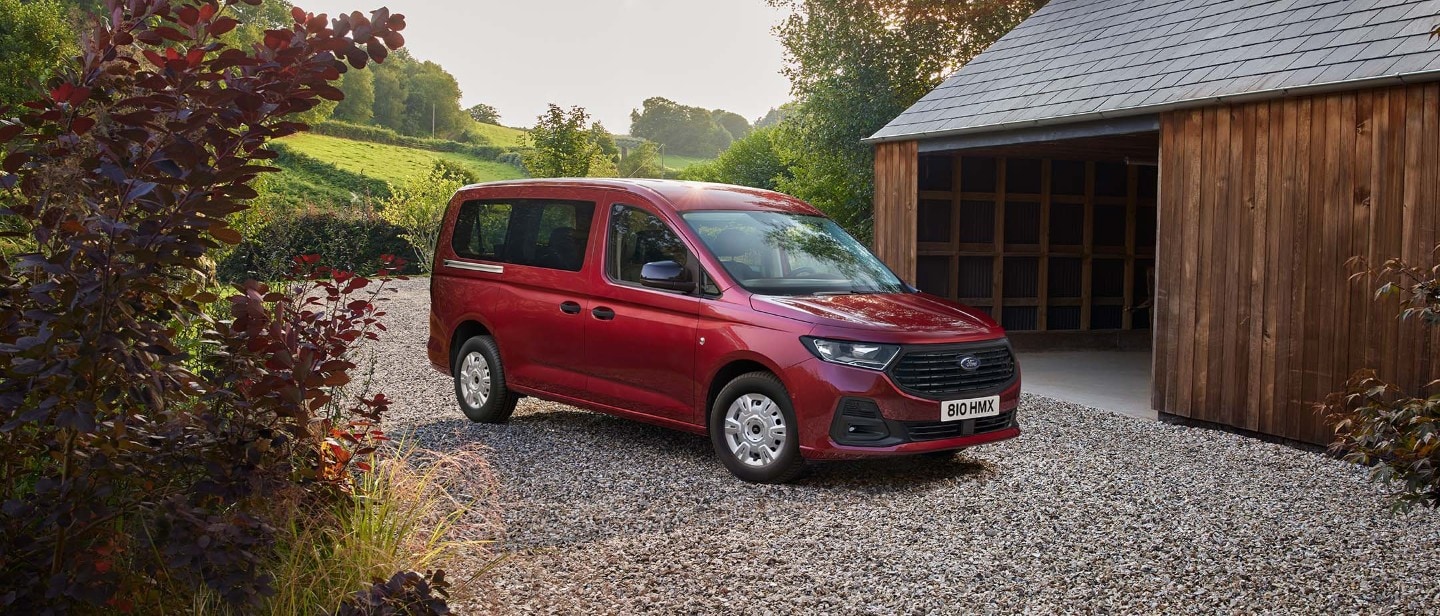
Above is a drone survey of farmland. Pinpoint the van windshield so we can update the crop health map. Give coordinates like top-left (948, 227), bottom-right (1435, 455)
top-left (681, 210), bottom-right (907, 296)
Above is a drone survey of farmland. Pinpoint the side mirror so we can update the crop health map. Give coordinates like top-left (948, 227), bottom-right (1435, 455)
top-left (640, 260), bottom-right (696, 293)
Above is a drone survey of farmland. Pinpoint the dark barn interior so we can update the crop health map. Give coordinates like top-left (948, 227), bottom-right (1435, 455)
top-left (909, 131), bottom-right (1160, 350)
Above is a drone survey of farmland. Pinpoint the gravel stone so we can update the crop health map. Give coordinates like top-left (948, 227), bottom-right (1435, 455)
top-left (373, 279), bottom-right (1440, 614)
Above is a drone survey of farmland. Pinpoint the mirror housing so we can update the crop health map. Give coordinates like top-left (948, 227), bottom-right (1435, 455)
top-left (640, 260), bottom-right (696, 293)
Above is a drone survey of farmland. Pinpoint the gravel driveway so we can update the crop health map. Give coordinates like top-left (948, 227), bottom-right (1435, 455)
top-left (374, 279), bottom-right (1440, 614)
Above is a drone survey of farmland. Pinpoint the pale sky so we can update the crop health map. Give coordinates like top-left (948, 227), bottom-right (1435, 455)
top-left (292, 0), bottom-right (794, 132)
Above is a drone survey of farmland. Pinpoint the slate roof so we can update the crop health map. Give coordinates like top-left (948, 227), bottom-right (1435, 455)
top-left (869, 0), bottom-right (1440, 142)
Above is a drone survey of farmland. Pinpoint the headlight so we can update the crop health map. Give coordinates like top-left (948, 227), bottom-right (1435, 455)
top-left (801, 337), bottom-right (900, 371)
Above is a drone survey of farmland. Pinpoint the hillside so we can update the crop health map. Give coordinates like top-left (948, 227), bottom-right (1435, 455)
top-left (469, 122), bottom-right (528, 148)
top-left (278, 133), bottom-right (526, 186)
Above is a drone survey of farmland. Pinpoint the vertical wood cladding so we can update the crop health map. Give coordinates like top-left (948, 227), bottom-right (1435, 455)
top-left (873, 140), bottom-right (919, 283)
top-left (1155, 84), bottom-right (1440, 445)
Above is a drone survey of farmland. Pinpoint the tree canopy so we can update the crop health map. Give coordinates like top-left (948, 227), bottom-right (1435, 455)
top-left (0, 0), bottom-right (76, 110)
top-left (467, 103), bottom-right (501, 125)
top-left (629, 96), bottom-right (739, 158)
top-left (766, 0), bottom-right (1044, 241)
top-left (524, 104), bottom-right (600, 178)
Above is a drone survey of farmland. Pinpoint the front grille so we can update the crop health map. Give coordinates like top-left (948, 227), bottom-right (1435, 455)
top-left (889, 341), bottom-right (1016, 398)
top-left (902, 410), bottom-right (1016, 441)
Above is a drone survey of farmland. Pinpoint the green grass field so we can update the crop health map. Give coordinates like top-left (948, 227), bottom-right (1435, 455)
top-left (469, 122), bottom-right (528, 148)
top-left (279, 133), bottom-right (526, 185)
top-left (659, 153), bottom-right (711, 171)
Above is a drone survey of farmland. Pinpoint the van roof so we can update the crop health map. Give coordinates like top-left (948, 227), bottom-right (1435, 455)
top-left (457, 178), bottom-right (824, 216)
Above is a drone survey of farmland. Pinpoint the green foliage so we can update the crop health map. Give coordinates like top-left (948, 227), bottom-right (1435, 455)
top-left (217, 207), bottom-right (416, 283)
top-left (467, 102), bottom-right (501, 125)
top-left (629, 96), bottom-right (736, 158)
top-left (0, 1), bottom-right (409, 610)
top-left (268, 445), bottom-right (493, 616)
top-left (679, 127), bottom-right (790, 190)
top-left (712, 108), bottom-right (752, 141)
top-left (272, 141), bottom-right (393, 202)
top-left (360, 49), bottom-right (469, 140)
top-left (334, 68), bottom-right (376, 124)
top-left (372, 62), bottom-right (407, 130)
top-left (1324, 252), bottom-right (1440, 510)
top-left (524, 104), bottom-right (599, 178)
top-left (590, 122), bottom-right (619, 161)
top-left (381, 162), bottom-right (468, 272)
top-left (0, 0), bottom-right (76, 110)
top-left (221, 0), bottom-right (296, 50)
top-left (619, 140), bottom-right (665, 178)
top-left (767, 0), bottom-right (1043, 242)
top-left (754, 105), bottom-right (792, 129)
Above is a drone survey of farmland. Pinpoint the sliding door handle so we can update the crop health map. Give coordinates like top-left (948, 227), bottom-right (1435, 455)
top-left (560, 301), bottom-right (582, 315)
top-left (592, 306), bottom-right (616, 321)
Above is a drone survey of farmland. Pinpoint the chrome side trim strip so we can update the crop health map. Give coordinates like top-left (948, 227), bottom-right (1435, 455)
top-left (443, 259), bottom-right (504, 274)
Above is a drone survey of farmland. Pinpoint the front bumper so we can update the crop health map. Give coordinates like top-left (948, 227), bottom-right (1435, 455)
top-left (786, 355), bottom-right (1021, 460)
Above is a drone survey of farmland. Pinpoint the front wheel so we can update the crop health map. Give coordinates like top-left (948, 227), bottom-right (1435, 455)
top-left (710, 372), bottom-right (805, 483)
top-left (453, 335), bottom-right (518, 423)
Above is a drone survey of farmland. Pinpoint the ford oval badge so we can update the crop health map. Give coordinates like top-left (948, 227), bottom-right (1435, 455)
top-left (957, 355), bottom-right (981, 372)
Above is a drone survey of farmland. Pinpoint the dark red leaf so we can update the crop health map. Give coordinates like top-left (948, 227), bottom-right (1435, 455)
top-left (291, 6), bottom-right (306, 23)
top-left (381, 31), bottom-right (404, 49)
top-left (0, 123), bottom-right (22, 143)
top-left (71, 117), bottom-right (96, 136)
top-left (208, 17), bottom-right (238, 37)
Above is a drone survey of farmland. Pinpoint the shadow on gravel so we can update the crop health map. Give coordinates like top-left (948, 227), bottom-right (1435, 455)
top-left (418, 405), bottom-right (996, 494)
top-left (799, 456), bottom-right (993, 493)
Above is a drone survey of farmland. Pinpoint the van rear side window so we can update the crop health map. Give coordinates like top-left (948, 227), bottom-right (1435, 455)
top-left (451, 199), bottom-right (595, 272)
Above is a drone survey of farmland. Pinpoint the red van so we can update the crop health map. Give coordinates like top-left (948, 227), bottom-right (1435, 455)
top-left (427, 179), bottom-right (1020, 482)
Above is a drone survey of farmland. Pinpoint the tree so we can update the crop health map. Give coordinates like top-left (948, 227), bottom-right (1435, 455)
top-left (400, 59), bottom-right (466, 138)
top-left (590, 122), bottom-right (618, 161)
top-left (619, 140), bottom-right (665, 178)
top-left (754, 104), bottom-right (792, 129)
top-left (0, 0), bottom-right (75, 110)
top-left (467, 102), bottom-right (501, 125)
top-left (767, 0), bottom-right (1043, 241)
top-left (371, 61), bottom-right (406, 129)
top-left (523, 104), bottom-right (598, 177)
top-left (679, 127), bottom-right (790, 190)
top-left (382, 162), bottom-right (468, 272)
top-left (629, 96), bottom-right (734, 158)
top-left (713, 109), bottom-right (752, 141)
top-left (333, 67), bottom-right (375, 123)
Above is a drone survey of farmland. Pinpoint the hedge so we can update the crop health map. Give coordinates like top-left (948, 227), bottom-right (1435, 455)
top-left (218, 208), bottom-right (421, 283)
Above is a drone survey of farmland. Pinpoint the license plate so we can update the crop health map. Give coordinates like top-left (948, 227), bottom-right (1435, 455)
top-left (940, 396), bottom-right (1000, 422)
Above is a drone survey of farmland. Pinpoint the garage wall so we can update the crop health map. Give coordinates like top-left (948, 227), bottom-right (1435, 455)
top-left (873, 140), bottom-right (919, 283)
top-left (1155, 83), bottom-right (1440, 445)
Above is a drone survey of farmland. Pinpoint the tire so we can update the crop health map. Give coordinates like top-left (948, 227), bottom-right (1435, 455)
top-left (453, 335), bottom-right (518, 423)
top-left (709, 371), bottom-right (805, 483)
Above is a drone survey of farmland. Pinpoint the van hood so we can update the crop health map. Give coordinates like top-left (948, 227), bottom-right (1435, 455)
top-left (751, 292), bottom-right (998, 335)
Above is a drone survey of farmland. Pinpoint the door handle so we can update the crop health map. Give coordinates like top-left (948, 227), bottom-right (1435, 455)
top-left (592, 306), bottom-right (616, 321)
top-left (560, 301), bottom-right (582, 315)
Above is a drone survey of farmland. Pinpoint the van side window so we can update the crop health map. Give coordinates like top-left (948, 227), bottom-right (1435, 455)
top-left (607, 204), bottom-right (692, 286)
top-left (451, 199), bottom-right (595, 272)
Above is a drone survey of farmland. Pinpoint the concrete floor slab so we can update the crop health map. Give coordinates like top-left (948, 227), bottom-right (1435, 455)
top-left (1016, 350), bottom-right (1156, 420)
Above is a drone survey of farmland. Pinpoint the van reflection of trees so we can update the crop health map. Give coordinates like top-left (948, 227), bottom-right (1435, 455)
top-left (761, 218), bottom-right (897, 291)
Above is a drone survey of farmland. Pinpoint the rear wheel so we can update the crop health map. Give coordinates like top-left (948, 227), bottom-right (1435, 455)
top-left (710, 372), bottom-right (805, 483)
top-left (453, 335), bottom-right (517, 423)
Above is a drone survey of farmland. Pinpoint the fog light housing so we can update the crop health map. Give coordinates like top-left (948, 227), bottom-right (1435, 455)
top-left (830, 398), bottom-right (893, 445)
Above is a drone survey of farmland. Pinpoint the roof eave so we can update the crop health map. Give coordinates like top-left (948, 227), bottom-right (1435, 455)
top-left (864, 69), bottom-right (1440, 146)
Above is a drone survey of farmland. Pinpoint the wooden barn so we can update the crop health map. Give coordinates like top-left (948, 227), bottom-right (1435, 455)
top-left (866, 0), bottom-right (1440, 444)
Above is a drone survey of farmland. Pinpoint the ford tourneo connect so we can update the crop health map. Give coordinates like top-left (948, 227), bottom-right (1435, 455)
top-left (427, 179), bottom-right (1020, 483)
